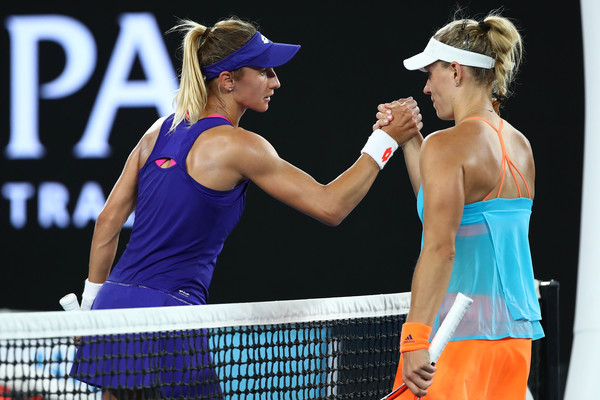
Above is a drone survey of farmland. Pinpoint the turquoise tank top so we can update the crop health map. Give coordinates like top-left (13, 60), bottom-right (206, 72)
top-left (417, 189), bottom-right (544, 341)
top-left (417, 117), bottom-right (544, 341)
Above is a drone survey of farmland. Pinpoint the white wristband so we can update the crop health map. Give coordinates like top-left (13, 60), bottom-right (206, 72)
top-left (81, 279), bottom-right (103, 311)
top-left (361, 129), bottom-right (399, 170)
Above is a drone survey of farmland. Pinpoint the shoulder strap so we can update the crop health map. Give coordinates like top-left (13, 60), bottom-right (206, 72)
top-left (174, 116), bottom-right (233, 162)
top-left (461, 117), bottom-right (531, 200)
top-left (461, 116), bottom-right (501, 133)
top-left (146, 116), bottom-right (232, 167)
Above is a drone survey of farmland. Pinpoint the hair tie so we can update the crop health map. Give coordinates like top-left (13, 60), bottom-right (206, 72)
top-left (495, 94), bottom-right (506, 103)
top-left (479, 20), bottom-right (491, 32)
top-left (462, 32), bottom-right (471, 50)
top-left (199, 27), bottom-right (212, 47)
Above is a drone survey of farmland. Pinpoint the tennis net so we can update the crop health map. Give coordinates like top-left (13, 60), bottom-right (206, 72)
top-left (0, 292), bottom-right (411, 400)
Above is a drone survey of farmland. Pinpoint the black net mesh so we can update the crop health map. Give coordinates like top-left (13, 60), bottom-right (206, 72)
top-left (0, 286), bottom-right (556, 400)
top-left (0, 311), bottom-right (405, 399)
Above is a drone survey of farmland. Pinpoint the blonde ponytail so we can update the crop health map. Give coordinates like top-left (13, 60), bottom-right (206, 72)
top-left (483, 14), bottom-right (523, 102)
top-left (169, 21), bottom-right (209, 132)
top-left (167, 17), bottom-right (257, 132)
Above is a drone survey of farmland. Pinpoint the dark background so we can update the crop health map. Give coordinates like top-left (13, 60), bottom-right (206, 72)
top-left (1, 0), bottom-right (583, 395)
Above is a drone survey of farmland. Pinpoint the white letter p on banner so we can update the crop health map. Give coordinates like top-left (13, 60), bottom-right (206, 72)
top-left (5, 15), bottom-right (96, 159)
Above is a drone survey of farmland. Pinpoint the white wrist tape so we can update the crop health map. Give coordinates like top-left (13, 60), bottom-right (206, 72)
top-left (361, 129), bottom-right (399, 170)
top-left (81, 279), bottom-right (103, 311)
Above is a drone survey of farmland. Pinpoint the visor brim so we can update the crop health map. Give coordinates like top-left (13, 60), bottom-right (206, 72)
top-left (403, 52), bottom-right (437, 72)
top-left (403, 38), bottom-right (495, 72)
top-left (246, 42), bottom-right (301, 68)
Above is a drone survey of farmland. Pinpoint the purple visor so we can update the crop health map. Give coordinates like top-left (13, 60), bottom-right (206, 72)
top-left (201, 32), bottom-right (301, 80)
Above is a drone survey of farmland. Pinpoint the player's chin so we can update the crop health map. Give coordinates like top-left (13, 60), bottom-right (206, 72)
top-left (432, 103), bottom-right (450, 121)
top-left (436, 109), bottom-right (452, 121)
top-left (252, 102), bottom-right (270, 113)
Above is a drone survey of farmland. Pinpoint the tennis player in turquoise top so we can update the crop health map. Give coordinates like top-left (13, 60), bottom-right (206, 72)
top-left (69, 16), bottom-right (423, 399)
top-left (376, 11), bottom-right (542, 400)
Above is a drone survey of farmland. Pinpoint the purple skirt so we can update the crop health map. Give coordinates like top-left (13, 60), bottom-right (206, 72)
top-left (70, 282), bottom-right (222, 398)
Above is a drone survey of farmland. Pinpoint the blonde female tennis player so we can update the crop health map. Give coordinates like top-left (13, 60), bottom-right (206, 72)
top-left (69, 16), bottom-right (422, 399)
top-left (377, 11), bottom-right (542, 399)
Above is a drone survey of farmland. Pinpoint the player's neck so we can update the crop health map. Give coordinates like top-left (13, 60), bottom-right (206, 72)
top-left (202, 101), bottom-right (240, 127)
top-left (455, 98), bottom-right (495, 124)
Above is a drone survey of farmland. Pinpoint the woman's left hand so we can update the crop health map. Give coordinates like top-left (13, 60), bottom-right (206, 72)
top-left (402, 348), bottom-right (436, 397)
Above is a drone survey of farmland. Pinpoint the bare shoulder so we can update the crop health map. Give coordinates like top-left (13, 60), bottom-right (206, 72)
top-left (421, 126), bottom-right (470, 159)
top-left (501, 118), bottom-right (535, 180)
top-left (228, 126), bottom-right (276, 153)
top-left (422, 127), bottom-right (454, 146)
top-left (502, 119), bottom-right (532, 149)
top-left (187, 124), bottom-right (282, 185)
top-left (197, 124), bottom-right (279, 159)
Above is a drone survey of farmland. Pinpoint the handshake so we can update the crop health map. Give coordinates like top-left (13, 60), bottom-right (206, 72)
top-left (373, 97), bottom-right (423, 145)
top-left (361, 97), bottom-right (423, 170)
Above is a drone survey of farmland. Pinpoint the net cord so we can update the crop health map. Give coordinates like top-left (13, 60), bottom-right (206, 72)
top-left (0, 292), bottom-right (411, 340)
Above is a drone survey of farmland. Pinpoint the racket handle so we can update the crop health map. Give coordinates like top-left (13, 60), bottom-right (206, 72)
top-left (59, 293), bottom-right (81, 311)
top-left (379, 293), bottom-right (473, 400)
top-left (380, 383), bottom-right (408, 400)
top-left (428, 292), bottom-right (473, 363)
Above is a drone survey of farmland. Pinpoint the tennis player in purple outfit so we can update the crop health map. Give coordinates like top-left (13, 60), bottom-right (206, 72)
top-left (70, 17), bottom-right (422, 399)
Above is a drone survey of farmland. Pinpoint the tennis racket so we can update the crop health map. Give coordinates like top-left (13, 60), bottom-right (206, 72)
top-left (59, 292), bottom-right (81, 311)
top-left (380, 292), bottom-right (474, 400)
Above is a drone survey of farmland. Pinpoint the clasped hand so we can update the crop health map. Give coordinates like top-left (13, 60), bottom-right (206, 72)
top-left (373, 97), bottom-right (423, 147)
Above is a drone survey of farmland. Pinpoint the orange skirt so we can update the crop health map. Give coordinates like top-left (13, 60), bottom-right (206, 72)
top-left (393, 338), bottom-right (531, 400)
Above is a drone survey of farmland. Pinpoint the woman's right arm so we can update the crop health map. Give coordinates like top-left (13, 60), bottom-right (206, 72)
top-left (229, 101), bottom-right (422, 226)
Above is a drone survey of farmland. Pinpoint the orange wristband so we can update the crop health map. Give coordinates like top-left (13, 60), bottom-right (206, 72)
top-left (400, 322), bottom-right (432, 353)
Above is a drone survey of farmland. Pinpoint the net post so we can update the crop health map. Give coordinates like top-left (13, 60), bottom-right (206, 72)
top-left (539, 279), bottom-right (561, 400)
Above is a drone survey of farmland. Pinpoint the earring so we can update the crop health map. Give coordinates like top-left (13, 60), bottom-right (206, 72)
top-left (228, 87), bottom-right (233, 92)
top-left (455, 81), bottom-right (459, 86)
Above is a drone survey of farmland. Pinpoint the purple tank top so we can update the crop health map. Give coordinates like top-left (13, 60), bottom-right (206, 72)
top-left (107, 115), bottom-right (249, 304)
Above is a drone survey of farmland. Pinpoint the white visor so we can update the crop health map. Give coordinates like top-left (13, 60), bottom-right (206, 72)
top-left (403, 38), bottom-right (495, 72)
